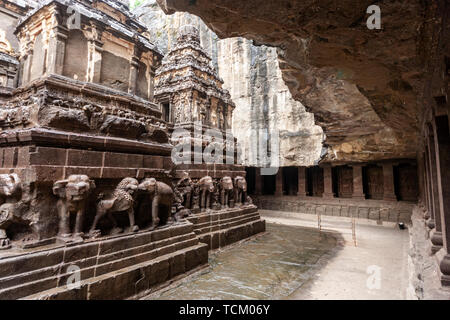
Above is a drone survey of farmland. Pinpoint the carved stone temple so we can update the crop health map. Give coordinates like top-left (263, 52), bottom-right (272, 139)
top-left (0, 0), bottom-right (264, 300)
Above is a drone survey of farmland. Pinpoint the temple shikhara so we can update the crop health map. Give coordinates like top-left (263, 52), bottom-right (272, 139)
top-left (0, 0), bottom-right (448, 301)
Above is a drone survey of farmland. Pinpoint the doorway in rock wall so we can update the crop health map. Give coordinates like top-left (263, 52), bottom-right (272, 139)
top-left (363, 165), bottom-right (384, 200)
top-left (263, 174), bottom-right (276, 195)
top-left (394, 163), bottom-right (419, 202)
top-left (245, 167), bottom-right (256, 195)
top-left (306, 166), bottom-right (324, 197)
top-left (282, 167), bottom-right (298, 195)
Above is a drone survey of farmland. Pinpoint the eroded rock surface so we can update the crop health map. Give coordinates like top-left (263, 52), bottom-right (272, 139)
top-left (155, 0), bottom-right (447, 162)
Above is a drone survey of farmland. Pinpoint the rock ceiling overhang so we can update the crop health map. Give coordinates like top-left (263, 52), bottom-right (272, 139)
top-left (155, 0), bottom-right (444, 163)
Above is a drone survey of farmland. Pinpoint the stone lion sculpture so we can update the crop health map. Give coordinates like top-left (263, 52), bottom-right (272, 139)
top-left (53, 175), bottom-right (96, 240)
top-left (89, 177), bottom-right (139, 236)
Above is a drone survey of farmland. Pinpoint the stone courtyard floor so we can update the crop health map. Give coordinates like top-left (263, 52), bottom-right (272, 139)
top-left (142, 210), bottom-right (411, 300)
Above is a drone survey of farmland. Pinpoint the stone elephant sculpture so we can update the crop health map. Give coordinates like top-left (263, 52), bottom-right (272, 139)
top-left (198, 176), bottom-right (215, 211)
top-left (89, 177), bottom-right (139, 236)
top-left (53, 175), bottom-right (95, 240)
top-left (234, 176), bottom-right (248, 206)
top-left (0, 173), bottom-right (22, 249)
top-left (220, 176), bottom-right (233, 208)
top-left (138, 178), bottom-right (175, 229)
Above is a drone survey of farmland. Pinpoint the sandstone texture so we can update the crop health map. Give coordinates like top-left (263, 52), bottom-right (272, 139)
top-left (134, 0), bottom-right (324, 166)
top-left (155, 0), bottom-right (448, 163)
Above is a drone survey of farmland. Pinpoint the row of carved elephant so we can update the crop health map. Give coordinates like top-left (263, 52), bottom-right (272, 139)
top-left (174, 174), bottom-right (251, 213)
top-left (53, 175), bottom-right (175, 240)
top-left (0, 172), bottom-right (251, 248)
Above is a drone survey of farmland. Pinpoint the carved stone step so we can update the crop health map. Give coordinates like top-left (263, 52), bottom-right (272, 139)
top-left (0, 221), bottom-right (207, 299)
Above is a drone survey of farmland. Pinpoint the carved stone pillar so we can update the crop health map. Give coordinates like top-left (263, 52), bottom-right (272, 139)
top-left (254, 168), bottom-right (262, 195)
top-left (433, 116), bottom-right (450, 285)
top-left (352, 164), bottom-right (365, 200)
top-left (86, 33), bottom-right (103, 83)
top-left (22, 48), bottom-right (33, 85)
top-left (47, 26), bottom-right (68, 75)
top-left (128, 55), bottom-right (140, 95)
top-left (297, 166), bottom-right (307, 198)
top-left (427, 131), bottom-right (443, 253)
top-left (275, 168), bottom-right (283, 196)
top-left (149, 66), bottom-right (156, 101)
top-left (424, 149), bottom-right (435, 229)
top-left (382, 163), bottom-right (397, 201)
top-left (322, 165), bottom-right (334, 199)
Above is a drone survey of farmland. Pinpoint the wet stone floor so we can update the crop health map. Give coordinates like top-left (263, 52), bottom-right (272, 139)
top-left (143, 223), bottom-right (338, 300)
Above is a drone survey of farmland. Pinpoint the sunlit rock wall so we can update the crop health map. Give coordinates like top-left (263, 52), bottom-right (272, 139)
top-left (133, 0), bottom-right (324, 167)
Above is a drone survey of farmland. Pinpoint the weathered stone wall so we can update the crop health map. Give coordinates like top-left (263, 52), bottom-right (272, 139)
top-left (133, 0), bottom-right (325, 167)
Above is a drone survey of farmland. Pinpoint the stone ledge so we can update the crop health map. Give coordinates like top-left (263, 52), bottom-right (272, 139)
top-left (0, 221), bottom-right (208, 300)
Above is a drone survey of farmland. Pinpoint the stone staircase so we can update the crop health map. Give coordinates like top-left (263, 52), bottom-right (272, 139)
top-left (0, 221), bottom-right (208, 300)
top-left (187, 205), bottom-right (266, 250)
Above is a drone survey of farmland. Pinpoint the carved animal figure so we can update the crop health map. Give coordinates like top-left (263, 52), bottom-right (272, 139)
top-left (176, 175), bottom-right (193, 209)
top-left (138, 178), bottom-right (174, 229)
top-left (220, 176), bottom-right (233, 208)
top-left (89, 177), bottom-right (139, 236)
top-left (53, 175), bottom-right (95, 239)
top-left (198, 176), bottom-right (215, 211)
top-left (0, 173), bottom-right (22, 249)
top-left (234, 176), bottom-right (248, 206)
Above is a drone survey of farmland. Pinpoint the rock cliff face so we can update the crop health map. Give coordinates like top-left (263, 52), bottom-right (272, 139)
top-left (134, 0), bottom-right (324, 166)
top-left (155, 0), bottom-right (447, 163)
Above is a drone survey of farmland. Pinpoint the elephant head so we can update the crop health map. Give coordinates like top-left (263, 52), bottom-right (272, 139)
top-left (220, 176), bottom-right (233, 190)
top-left (234, 176), bottom-right (247, 192)
top-left (199, 176), bottom-right (214, 192)
top-left (0, 173), bottom-right (21, 202)
top-left (53, 175), bottom-right (96, 202)
top-left (138, 178), bottom-right (157, 194)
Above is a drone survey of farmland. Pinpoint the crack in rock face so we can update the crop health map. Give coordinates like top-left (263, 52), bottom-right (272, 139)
top-left (155, 0), bottom-right (446, 163)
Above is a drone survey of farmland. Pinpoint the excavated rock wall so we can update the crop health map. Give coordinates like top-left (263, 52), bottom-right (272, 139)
top-left (154, 0), bottom-right (445, 163)
top-left (134, 0), bottom-right (324, 167)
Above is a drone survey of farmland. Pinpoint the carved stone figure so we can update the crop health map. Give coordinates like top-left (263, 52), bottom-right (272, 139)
top-left (53, 175), bottom-right (96, 240)
top-left (138, 178), bottom-right (175, 229)
top-left (234, 176), bottom-right (248, 206)
top-left (89, 177), bottom-right (139, 236)
top-left (0, 173), bottom-right (22, 249)
top-left (220, 176), bottom-right (234, 208)
top-left (212, 180), bottom-right (221, 210)
top-left (198, 176), bottom-right (215, 211)
top-left (192, 180), bottom-right (200, 211)
top-left (175, 174), bottom-right (193, 209)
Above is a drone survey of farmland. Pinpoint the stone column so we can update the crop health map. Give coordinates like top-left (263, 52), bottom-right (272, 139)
top-left (275, 168), bottom-right (283, 196)
top-left (86, 37), bottom-right (103, 83)
top-left (425, 149), bottom-right (435, 229)
top-left (322, 165), bottom-right (334, 199)
top-left (433, 116), bottom-right (450, 285)
top-left (149, 66), bottom-right (156, 101)
top-left (297, 166), bottom-right (307, 198)
top-left (254, 168), bottom-right (262, 195)
top-left (22, 48), bottom-right (33, 85)
top-left (352, 164), bottom-right (365, 200)
top-left (382, 163), bottom-right (397, 201)
top-left (128, 55), bottom-right (140, 95)
top-left (427, 132), bottom-right (443, 253)
top-left (47, 26), bottom-right (68, 75)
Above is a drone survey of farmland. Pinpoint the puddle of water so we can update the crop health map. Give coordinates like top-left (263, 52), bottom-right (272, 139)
top-left (144, 223), bottom-right (337, 300)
